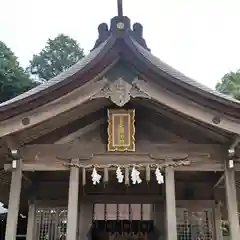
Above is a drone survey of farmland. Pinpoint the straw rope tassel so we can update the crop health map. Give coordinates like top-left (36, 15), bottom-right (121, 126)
top-left (82, 167), bottom-right (86, 186)
top-left (104, 167), bottom-right (109, 183)
top-left (125, 167), bottom-right (129, 185)
top-left (146, 165), bottom-right (151, 183)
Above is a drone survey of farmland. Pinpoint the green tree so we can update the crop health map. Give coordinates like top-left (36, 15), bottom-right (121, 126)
top-left (0, 41), bottom-right (37, 103)
top-left (216, 70), bottom-right (240, 100)
top-left (29, 34), bottom-right (85, 81)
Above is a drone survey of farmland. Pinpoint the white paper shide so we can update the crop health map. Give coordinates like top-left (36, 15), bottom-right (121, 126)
top-left (91, 167), bottom-right (102, 185)
top-left (116, 167), bottom-right (124, 183)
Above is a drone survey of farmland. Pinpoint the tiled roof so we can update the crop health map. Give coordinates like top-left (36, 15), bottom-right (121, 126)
top-left (130, 37), bottom-right (240, 105)
top-left (0, 39), bottom-right (110, 107)
top-left (0, 33), bottom-right (239, 110)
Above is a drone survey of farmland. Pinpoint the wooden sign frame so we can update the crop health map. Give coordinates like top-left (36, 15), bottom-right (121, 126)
top-left (107, 109), bottom-right (135, 152)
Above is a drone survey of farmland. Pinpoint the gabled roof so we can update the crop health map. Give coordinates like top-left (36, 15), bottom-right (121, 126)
top-left (0, 39), bottom-right (110, 107)
top-left (0, 14), bottom-right (239, 121)
top-left (130, 37), bottom-right (239, 105)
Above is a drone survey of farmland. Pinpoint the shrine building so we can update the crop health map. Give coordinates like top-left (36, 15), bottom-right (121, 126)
top-left (0, 1), bottom-right (240, 240)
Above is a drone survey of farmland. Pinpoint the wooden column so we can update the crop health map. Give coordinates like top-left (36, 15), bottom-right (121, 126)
top-left (5, 161), bottom-right (22, 240)
top-left (224, 160), bottom-right (240, 240)
top-left (26, 201), bottom-right (36, 240)
top-left (214, 202), bottom-right (223, 240)
top-left (165, 167), bottom-right (177, 240)
top-left (66, 159), bottom-right (80, 240)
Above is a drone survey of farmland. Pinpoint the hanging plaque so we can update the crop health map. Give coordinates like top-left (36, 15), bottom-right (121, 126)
top-left (107, 109), bottom-right (135, 152)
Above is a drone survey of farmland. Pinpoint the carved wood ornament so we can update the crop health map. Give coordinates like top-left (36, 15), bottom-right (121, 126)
top-left (91, 77), bottom-right (150, 107)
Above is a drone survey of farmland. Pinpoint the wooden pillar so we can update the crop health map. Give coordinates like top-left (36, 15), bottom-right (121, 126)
top-left (26, 201), bottom-right (36, 240)
top-left (214, 202), bottom-right (223, 240)
top-left (224, 160), bottom-right (240, 240)
top-left (66, 159), bottom-right (80, 240)
top-left (165, 167), bottom-right (177, 240)
top-left (5, 161), bottom-right (22, 240)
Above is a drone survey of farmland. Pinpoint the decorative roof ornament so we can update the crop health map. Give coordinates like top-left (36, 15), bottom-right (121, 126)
top-left (91, 0), bottom-right (150, 51)
top-left (90, 77), bottom-right (151, 107)
top-left (117, 0), bottom-right (123, 17)
top-left (116, 22), bottom-right (125, 30)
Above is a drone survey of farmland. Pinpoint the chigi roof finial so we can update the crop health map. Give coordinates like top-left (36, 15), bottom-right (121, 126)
top-left (117, 0), bottom-right (123, 17)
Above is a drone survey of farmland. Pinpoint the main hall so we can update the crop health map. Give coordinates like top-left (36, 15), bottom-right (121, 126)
top-left (0, 1), bottom-right (240, 240)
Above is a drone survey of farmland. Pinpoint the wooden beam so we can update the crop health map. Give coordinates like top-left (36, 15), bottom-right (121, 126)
top-left (6, 162), bottom-right (240, 172)
top-left (229, 136), bottom-right (240, 149)
top-left (81, 195), bottom-right (163, 203)
top-left (135, 79), bottom-right (240, 134)
top-left (16, 143), bottom-right (223, 161)
top-left (23, 143), bottom-right (224, 151)
top-left (176, 164), bottom-right (224, 171)
top-left (214, 174), bottom-right (224, 188)
top-left (3, 162), bottom-right (228, 172)
top-left (4, 136), bottom-right (21, 151)
top-left (140, 101), bottom-right (229, 143)
top-left (31, 199), bottom-right (217, 207)
top-left (18, 98), bottom-right (110, 144)
top-left (0, 77), bottom-right (108, 138)
top-left (5, 163), bottom-right (68, 171)
top-left (55, 119), bottom-right (103, 144)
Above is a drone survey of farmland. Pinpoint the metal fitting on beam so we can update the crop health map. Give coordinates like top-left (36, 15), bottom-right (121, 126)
top-left (11, 149), bottom-right (18, 157)
top-left (12, 160), bottom-right (17, 169)
top-left (228, 148), bottom-right (235, 157)
top-left (228, 159), bottom-right (234, 169)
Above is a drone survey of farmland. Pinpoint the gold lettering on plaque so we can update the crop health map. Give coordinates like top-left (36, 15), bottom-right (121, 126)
top-left (118, 116), bottom-right (125, 145)
top-left (107, 109), bottom-right (135, 152)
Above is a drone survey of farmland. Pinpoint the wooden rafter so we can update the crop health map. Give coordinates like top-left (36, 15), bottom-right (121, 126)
top-left (0, 78), bottom-right (108, 138)
top-left (55, 119), bottom-right (104, 144)
top-left (133, 79), bottom-right (240, 134)
top-left (14, 99), bottom-right (110, 145)
top-left (137, 100), bottom-right (231, 143)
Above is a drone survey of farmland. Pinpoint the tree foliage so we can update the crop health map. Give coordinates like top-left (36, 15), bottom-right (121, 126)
top-left (29, 34), bottom-right (85, 81)
top-left (0, 41), bottom-right (37, 103)
top-left (216, 70), bottom-right (240, 100)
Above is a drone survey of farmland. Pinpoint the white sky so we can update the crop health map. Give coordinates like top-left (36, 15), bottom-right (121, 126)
top-left (1, 0), bottom-right (240, 89)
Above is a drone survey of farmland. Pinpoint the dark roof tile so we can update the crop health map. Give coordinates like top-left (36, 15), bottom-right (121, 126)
top-left (0, 39), bottom-right (110, 107)
top-left (130, 37), bottom-right (240, 105)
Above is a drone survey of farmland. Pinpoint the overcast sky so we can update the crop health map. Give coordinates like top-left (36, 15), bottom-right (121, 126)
top-left (1, 0), bottom-right (240, 89)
